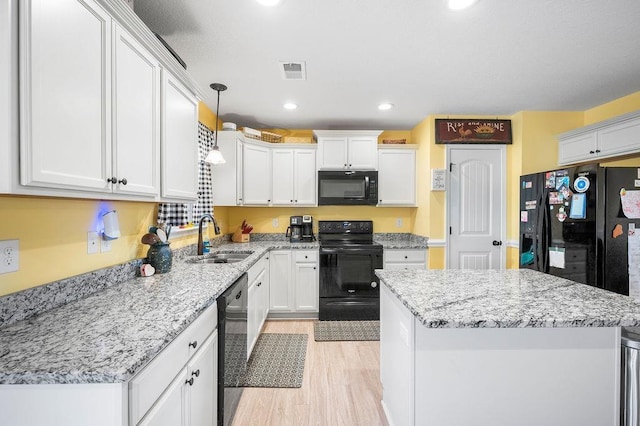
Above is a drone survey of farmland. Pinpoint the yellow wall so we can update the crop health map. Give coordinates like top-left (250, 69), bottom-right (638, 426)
top-left (584, 91), bottom-right (640, 125)
top-left (224, 206), bottom-right (415, 235)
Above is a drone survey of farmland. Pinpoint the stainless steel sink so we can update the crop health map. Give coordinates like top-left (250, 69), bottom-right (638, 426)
top-left (189, 251), bottom-right (253, 264)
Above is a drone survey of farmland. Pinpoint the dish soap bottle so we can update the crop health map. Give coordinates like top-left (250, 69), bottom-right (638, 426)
top-left (203, 234), bottom-right (211, 254)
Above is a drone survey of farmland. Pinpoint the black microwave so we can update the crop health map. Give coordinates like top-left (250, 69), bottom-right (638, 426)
top-left (317, 171), bottom-right (378, 205)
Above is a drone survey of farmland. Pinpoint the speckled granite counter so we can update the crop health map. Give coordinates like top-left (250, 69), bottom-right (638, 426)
top-left (376, 268), bottom-right (640, 328)
top-left (0, 241), bottom-right (317, 385)
top-left (374, 233), bottom-right (428, 249)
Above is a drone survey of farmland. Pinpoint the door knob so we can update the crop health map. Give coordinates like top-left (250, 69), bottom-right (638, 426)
top-left (492, 240), bottom-right (503, 246)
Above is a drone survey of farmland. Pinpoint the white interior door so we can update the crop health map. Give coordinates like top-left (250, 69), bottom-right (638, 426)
top-left (447, 146), bottom-right (505, 269)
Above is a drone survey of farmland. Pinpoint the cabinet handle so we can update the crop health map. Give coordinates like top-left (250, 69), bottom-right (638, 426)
top-left (189, 340), bottom-right (198, 349)
top-left (107, 177), bottom-right (117, 184)
top-left (404, 256), bottom-right (408, 259)
top-left (257, 282), bottom-right (262, 287)
top-left (192, 369), bottom-right (200, 378)
top-left (118, 178), bottom-right (127, 185)
top-left (305, 255), bottom-right (308, 259)
top-left (185, 378), bottom-right (194, 386)
top-left (313, 267), bottom-right (316, 270)
top-left (349, 164), bottom-right (352, 167)
top-left (236, 291), bottom-right (242, 300)
top-left (595, 149), bottom-right (601, 153)
top-left (295, 200), bottom-right (298, 203)
top-left (589, 150), bottom-right (595, 154)
top-left (290, 200), bottom-right (293, 203)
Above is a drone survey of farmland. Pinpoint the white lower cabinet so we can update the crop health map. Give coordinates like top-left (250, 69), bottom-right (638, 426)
top-left (247, 255), bottom-right (270, 358)
top-left (269, 250), bottom-right (318, 316)
top-left (294, 251), bottom-right (319, 311)
top-left (130, 303), bottom-right (218, 425)
top-left (139, 331), bottom-right (217, 426)
top-left (383, 249), bottom-right (427, 270)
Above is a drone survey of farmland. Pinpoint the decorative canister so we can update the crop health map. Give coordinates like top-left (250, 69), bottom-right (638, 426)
top-left (147, 242), bottom-right (172, 273)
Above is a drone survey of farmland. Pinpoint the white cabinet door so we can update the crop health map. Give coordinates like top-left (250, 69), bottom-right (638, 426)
top-left (247, 279), bottom-right (259, 356)
top-left (161, 70), bottom-right (198, 201)
top-left (236, 139), bottom-right (244, 205)
top-left (378, 148), bottom-right (416, 206)
top-left (558, 132), bottom-right (598, 165)
top-left (294, 262), bottom-right (318, 311)
top-left (271, 147), bottom-right (316, 206)
top-left (259, 259), bottom-right (270, 327)
top-left (347, 136), bottom-right (378, 170)
top-left (271, 148), bottom-right (295, 205)
top-left (294, 149), bottom-right (317, 205)
top-left (269, 250), bottom-right (293, 312)
top-left (211, 132), bottom-right (241, 206)
top-left (139, 368), bottom-right (188, 426)
top-left (317, 137), bottom-right (348, 170)
top-left (112, 24), bottom-right (159, 197)
top-left (242, 143), bottom-right (271, 205)
top-left (187, 331), bottom-right (217, 426)
top-left (20, 0), bottom-right (112, 191)
top-left (598, 117), bottom-right (640, 159)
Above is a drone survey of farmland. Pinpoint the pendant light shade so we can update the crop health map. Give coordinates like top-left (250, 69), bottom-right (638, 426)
top-left (205, 83), bottom-right (228, 165)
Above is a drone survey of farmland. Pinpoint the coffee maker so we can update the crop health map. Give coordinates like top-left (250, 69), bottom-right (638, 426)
top-left (287, 215), bottom-right (314, 242)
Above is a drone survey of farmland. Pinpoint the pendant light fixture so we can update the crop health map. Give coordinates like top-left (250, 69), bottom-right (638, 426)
top-left (205, 83), bottom-right (228, 165)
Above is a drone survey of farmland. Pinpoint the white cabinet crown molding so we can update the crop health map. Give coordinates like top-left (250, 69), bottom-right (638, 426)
top-left (313, 130), bottom-right (383, 138)
top-left (95, 0), bottom-right (204, 99)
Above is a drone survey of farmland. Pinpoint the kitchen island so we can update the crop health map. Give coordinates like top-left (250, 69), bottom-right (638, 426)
top-left (376, 269), bottom-right (640, 426)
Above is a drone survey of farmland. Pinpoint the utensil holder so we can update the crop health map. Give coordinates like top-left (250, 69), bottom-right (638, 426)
top-left (147, 242), bottom-right (172, 273)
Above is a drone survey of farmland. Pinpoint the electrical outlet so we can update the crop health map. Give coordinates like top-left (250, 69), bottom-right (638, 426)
top-left (0, 239), bottom-right (19, 274)
top-left (101, 238), bottom-right (112, 253)
top-left (396, 218), bottom-right (403, 228)
top-left (272, 218), bottom-right (279, 228)
top-left (87, 232), bottom-right (100, 254)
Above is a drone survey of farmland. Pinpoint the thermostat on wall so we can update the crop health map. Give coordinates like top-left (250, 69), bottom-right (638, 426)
top-left (431, 169), bottom-right (446, 191)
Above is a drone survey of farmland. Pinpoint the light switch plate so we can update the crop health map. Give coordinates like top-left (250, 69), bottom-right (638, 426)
top-left (0, 239), bottom-right (19, 274)
top-left (272, 218), bottom-right (279, 228)
top-left (87, 232), bottom-right (99, 254)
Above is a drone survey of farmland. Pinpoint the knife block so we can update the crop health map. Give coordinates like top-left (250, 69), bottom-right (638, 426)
top-left (232, 228), bottom-right (250, 243)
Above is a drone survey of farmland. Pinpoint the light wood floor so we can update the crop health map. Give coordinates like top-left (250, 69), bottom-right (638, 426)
top-left (232, 320), bottom-right (389, 426)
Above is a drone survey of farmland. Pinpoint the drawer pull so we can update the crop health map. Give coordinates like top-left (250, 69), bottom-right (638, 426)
top-left (257, 282), bottom-right (262, 287)
top-left (185, 377), bottom-right (194, 386)
top-left (189, 340), bottom-right (198, 349)
top-left (192, 369), bottom-right (200, 378)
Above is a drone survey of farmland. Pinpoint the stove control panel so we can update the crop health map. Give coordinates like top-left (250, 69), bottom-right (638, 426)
top-left (318, 220), bottom-right (373, 234)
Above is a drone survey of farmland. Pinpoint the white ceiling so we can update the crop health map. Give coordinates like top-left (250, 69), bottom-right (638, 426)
top-left (133, 0), bottom-right (640, 131)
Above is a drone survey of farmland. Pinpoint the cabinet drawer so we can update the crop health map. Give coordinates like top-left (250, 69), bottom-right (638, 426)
top-left (384, 250), bottom-right (426, 263)
top-left (129, 302), bottom-right (217, 424)
top-left (383, 263), bottom-right (426, 270)
top-left (294, 250), bottom-right (317, 263)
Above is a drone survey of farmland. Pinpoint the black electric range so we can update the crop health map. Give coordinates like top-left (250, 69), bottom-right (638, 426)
top-left (318, 220), bottom-right (383, 321)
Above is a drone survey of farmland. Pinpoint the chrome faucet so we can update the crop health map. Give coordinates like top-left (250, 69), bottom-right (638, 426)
top-left (197, 214), bottom-right (221, 255)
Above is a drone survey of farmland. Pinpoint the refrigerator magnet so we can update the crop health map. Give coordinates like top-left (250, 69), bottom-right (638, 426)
top-left (545, 172), bottom-right (556, 188)
top-left (613, 224), bottom-right (623, 239)
top-left (521, 211), bottom-right (528, 222)
top-left (549, 192), bottom-right (563, 204)
top-left (556, 212), bottom-right (567, 222)
top-left (573, 176), bottom-right (590, 193)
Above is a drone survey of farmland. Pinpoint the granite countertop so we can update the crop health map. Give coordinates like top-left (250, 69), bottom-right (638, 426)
top-left (0, 241), bottom-right (317, 385)
top-left (376, 268), bottom-right (640, 329)
top-left (374, 233), bottom-right (428, 249)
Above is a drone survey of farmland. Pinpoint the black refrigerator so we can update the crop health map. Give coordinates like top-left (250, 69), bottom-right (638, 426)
top-left (520, 164), bottom-right (640, 296)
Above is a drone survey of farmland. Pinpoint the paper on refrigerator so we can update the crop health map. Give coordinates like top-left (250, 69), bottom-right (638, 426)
top-left (628, 224), bottom-right (640, 300)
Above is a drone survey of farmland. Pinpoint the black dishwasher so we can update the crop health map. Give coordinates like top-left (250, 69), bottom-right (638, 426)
top-left (217, 273), bottom-right (248, 426)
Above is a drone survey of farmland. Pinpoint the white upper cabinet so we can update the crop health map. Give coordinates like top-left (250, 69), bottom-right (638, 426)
top-left (558, 110), bottom-right (640, 165)
top-left (211, 131), bottom-right (242, 206)
top-left (20, 0), bottom-right (113, 192)
top-left (314, 130), bottom-right (382, 170)
top-left (271, 146), bottom-right (317, 206)
top-left (378, 146), bottom-right (417, 206)
top-left (113, 24), bottom-right (160, 197)
top-left (12, 0), bottom-right (202, 200)
top-left (160, 70), bottom-right (198, 201)
top-left (242, 142), bottom-right (271, 205)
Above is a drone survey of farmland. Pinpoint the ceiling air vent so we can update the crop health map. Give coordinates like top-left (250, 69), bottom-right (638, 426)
top-left (280, 61), bottom-right (307, 80)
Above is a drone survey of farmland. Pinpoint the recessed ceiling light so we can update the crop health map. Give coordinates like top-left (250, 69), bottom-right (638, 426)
top-left (257, 0), bottom-right (281, 6)
top-left (378, 103), bottom-right (393, 111)
top-left (284, 102), bottom-right (298, 110)
top-left (448, 0), bottom-right (477, 10)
